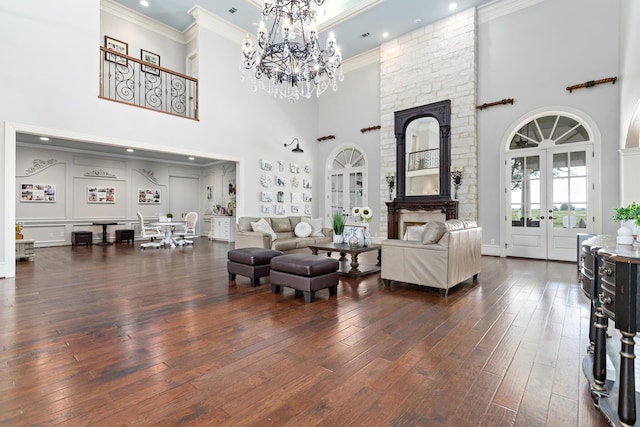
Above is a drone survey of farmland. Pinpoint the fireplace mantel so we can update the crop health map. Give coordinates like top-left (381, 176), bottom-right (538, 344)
top-left (386, 198), bottom-right (458, 239)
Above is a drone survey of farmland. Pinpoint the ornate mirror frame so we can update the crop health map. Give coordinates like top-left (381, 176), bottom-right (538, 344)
top-left (394, 99), bottom-right (451, 200)
top-left (386, 99), bottom-right (457, 239)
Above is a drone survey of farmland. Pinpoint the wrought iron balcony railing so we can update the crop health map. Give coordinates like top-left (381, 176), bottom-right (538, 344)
top-left (99, 47), bottom-right (198, 120)
top-left (408, 148), bottom-right (439, 171)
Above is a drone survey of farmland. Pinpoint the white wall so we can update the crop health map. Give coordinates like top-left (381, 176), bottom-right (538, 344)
top-left (317, 59), bottom-right (381, 235)
top-left (477, 0), bottom-right (621, 248)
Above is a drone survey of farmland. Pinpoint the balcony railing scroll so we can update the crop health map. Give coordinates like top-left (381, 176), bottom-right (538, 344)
top-left (408, 148), bottom-right (439, 171)
top-left (99, 47), bottom-right (198, 120)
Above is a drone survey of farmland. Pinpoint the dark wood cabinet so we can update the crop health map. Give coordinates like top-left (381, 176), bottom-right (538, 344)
top-left (581, 236), bottom-right (640, 426)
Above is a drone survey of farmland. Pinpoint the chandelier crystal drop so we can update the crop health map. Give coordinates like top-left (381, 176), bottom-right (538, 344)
top-left (240, 0), bottom-right (344, 102)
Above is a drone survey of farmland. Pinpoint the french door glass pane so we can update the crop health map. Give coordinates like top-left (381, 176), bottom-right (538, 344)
top-left (349, 172), bottom-right (363, 208)
top-left (330, 174), bottom-right (343, 212)
top-left (552, 151), bottom-right (587, 229)
top-left (510, 156), bottom-right (540, 228)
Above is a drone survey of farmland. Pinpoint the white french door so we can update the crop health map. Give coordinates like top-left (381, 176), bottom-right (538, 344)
top-left (507, 146), bottom-right (593, 260)
top-left (505, 112), bottom-right (596, 261)
top-left (326, 145), bottom-right (367, 220)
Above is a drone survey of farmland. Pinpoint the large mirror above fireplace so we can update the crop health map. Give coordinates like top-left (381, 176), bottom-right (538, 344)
top-left (386, 100), bottom-right (458, 239)
top-left (395, 99), bottom-right (451, 199)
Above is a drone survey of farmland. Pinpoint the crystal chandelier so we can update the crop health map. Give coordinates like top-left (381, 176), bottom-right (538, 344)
top-left (240, 0), bottom-right (344, 102)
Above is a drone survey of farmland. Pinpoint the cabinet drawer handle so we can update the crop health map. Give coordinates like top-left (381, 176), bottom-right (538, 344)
top-left (599, 266), bottom-right (613, 276)
top-left (599, 292), bottom-right (612, 305)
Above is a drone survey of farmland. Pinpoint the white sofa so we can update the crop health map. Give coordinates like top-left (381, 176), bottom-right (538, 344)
top-left (381, 219), bottom-right (482, 296)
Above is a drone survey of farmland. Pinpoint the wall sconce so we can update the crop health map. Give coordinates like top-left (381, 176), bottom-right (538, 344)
top-left (284, 137), bottom-right (304, 153)
top-left (385, 172), bottom-right (395, 201)
top-left (451, 167), bottom-right (463, 199)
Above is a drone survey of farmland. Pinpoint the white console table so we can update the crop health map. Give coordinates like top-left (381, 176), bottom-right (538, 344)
top-left (208, 216), bottom-right (235, 242)
top-left (16, 239), bottom-right (35, 261)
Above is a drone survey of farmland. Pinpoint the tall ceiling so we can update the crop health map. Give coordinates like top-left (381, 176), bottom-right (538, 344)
top-left (111, 0), bottom-right (496, 60)
top-left (21, 0), bottom-right (496, 164)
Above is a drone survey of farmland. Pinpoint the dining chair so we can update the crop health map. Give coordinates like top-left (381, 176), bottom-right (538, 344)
top-left (174, 212), bottom-right (198, 246)
top-left (137, 211), bottom-right (164, 249)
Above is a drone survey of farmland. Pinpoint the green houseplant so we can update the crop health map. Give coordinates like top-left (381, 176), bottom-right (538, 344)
top-left (331, 211), bottom-right (345, 243)
top-left (611, 201), bottom-right (640, 225)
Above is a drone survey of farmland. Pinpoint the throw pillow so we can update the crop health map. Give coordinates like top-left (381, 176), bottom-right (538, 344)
top-left (422, 221), bottom-right (447, 244)
top-left (271, 217), bottom-right (292, 232)
top-left (403, 225), bottom-right (426, 241)
top-left (302, 218), bottom-right (324, 237)
top-left (294, 222), bottom-right (312, 238)
top-left (250, 218), bottom-right (277, 240)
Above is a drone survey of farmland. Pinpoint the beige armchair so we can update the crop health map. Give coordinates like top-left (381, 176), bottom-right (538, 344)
top-left (381, 219), bottom-right (481, 296)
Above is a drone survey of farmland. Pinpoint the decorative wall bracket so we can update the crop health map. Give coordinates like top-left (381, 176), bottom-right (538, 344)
top-left (24, 158), bottom-right (59, 176)
top-left (360, 125), bottom-right (381, 133)
top-left (84, 169), bottom-right (116, 178)
top-left (476, 98), bottom-right (514, 111)
top-left (566, 76), bottom-right (617, 93)
top-left (133, 168), bottom-right (159, 184)
top-left (317, 135), bottom-right (335, 142)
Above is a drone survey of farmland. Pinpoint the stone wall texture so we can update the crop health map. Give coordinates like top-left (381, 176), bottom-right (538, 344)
top-left (379, 8), bottom-right (478, 236)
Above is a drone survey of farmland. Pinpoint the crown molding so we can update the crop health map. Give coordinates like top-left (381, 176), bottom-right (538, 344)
top-left (342, 47), bottom-right (379, 73)
top-left (188, 5), bottom-right (246, 44)
top-left (100, 0), bottom-right (186, 44)
top-left (478, 0), bottom-right (545, 25)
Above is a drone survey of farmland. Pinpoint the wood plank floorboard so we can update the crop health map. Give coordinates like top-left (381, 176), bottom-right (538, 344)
top-left (1, 240), bottom-right (611, 426)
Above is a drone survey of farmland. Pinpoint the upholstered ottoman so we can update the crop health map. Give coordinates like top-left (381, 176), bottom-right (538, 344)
top-left (228, 248), bottom-right (283, 286)
top-left (270, 254), bottom-right (339, 303)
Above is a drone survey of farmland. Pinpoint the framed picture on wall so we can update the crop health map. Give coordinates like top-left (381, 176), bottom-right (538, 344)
top-left (104, 36), bottom-right (128, 66)
top-left (138, 189), bottom-right (160, 204)
top-left (20, 183), bottom-right (55, 202)
top-left (140, 49), bottom-right (160, 76)
top-left (88, 186), bottom-right (115, 204)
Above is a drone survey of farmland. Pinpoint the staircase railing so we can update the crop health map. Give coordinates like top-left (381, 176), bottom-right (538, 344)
top-left (99, 47), bottom-right (198, 120)
top-left (408, 148), bottom-right (439, 171)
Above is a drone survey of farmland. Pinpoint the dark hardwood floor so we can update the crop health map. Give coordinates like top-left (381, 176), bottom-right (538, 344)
top-left (1, 239), bottom-right (609, 426)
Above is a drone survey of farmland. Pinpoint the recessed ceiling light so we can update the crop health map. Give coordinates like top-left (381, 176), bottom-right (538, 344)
top-left (39, 137), bottom-right (49, 141)
top-left (382, 32), bottom-right (389, 38)
top-left (188, 156), bottom-right (195, 161)
top-left (449, 2), bottom-right (458, 11)
top-left (414, 18), bottom-right (422, 25)
top-left (140, 0), bottom-right (149, 7)
top-left (126, 148), bottom-right (134, 153)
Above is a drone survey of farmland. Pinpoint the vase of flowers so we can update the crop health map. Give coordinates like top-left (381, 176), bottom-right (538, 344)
top-left (352, 206), bottom-right (373, 247)
top-left (15, 222), bottom-right (23, 239)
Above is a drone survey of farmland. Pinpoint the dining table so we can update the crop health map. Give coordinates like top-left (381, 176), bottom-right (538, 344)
top-left (150, 221), bottom-right (186, 248)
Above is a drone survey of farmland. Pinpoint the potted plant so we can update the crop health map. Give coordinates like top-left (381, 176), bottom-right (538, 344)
top-left (612, 201), bottom-right (640, 243)
top-left (15, 222), bottom-right (23, 240)
top-left (331, 211), bottom-right (345, 244)
top-left (166, 213), bottom-right (174, 219)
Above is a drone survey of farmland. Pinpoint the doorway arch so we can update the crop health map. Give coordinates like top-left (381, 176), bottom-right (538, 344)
top-left (500, 107), bottom-right (601, 261)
